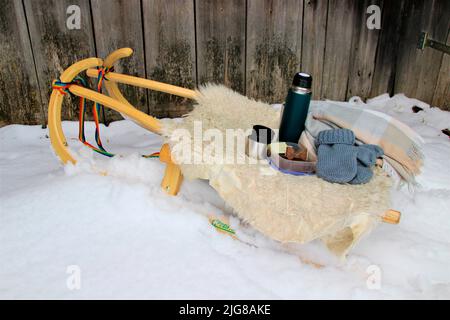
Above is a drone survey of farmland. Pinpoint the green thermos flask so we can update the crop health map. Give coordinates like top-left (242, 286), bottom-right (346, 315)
top-left (278, 72), bottom-right (312, 143)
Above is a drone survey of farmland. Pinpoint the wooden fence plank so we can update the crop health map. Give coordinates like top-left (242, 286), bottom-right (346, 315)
top-left (246, 0), bottom-right (303, 104)
top-left (301, 0), bottom-right (328, 100)
top-left (370, 0), bottom-right (405, 98)
top-left (0, 0), bottom-right (44, 125)
top-left (23, 0), bottom-right (96, 121)
top-left (2, 1), bottom-right (450, 125)
top-left (432, 32), bottom-right (449, 110)
top-left (91, 0), bottom-right (148, 121)
top-left (321, 0), bottom-right (356, 101)
top-left (394, 0), bottom-right (450, 105)
top-left (346, 0), bottom-right (382, 101)
top-left (196, 0), bottom-right (246, 94)
top-left (142, 0), bottom-right (196, 118)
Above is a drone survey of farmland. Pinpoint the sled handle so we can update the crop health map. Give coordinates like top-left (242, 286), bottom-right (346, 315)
top-left (87, 68), bottom-right (198, 100)
top-left (68, 85), bottom-right (161, 133)
top-left (86, 48), bottom-right (197, 100)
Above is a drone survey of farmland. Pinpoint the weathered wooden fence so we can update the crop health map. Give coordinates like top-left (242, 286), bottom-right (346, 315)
top-left (1, 0), bottom-right (449, 126)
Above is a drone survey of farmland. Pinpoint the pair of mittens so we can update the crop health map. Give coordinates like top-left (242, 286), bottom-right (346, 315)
top-left (316, 129), bottom-right (383, 184)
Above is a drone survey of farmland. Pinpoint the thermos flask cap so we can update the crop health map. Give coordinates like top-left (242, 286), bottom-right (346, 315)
top-left (292, 72), bottom-right (312, 89)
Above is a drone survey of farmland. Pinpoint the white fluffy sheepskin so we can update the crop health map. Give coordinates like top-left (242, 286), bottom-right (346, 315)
top-left (162, 85), bottom-right (392, 257)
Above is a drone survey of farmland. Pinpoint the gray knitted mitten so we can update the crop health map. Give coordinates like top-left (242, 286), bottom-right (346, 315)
top-left (350, 144), bottom-right (384, 184)
top-left (316, 129), bottom-right (357, 183)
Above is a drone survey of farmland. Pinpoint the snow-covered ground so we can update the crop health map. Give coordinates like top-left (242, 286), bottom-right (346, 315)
top-left (0, 94), bottom-right (449, 299)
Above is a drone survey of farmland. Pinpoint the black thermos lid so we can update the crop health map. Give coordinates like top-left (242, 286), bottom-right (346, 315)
top-left (292, 72), bottom-right (312, 89)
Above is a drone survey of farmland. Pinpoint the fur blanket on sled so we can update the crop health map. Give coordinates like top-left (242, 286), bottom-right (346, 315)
top-left (161, 85), bottom-right (392, 257)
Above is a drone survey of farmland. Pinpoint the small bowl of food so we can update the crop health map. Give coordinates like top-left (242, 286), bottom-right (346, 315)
top-left (269, 142), bottom-right (316, 175)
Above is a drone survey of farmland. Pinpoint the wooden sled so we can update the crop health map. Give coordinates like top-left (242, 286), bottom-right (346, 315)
top-left (48, 48), bottom-right (400, 224)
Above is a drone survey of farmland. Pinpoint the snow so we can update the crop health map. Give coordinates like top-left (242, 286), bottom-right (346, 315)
top-left (1, 94), bottom-right (449, 299)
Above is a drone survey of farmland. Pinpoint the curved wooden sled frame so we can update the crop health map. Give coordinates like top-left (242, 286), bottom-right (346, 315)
top-left (48, 48), bottom-right (400, 223)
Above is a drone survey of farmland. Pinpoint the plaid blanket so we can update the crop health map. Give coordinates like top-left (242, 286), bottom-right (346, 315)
top-left (303, 101), bottom-right (424, 185)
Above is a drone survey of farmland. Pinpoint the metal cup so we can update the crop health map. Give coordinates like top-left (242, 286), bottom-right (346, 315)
top-left (246, 125), bottom-right (274, 160)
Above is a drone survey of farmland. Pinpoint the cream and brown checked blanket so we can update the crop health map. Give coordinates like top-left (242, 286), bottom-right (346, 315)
top-left (304, 101), bottom-right (424, 185)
